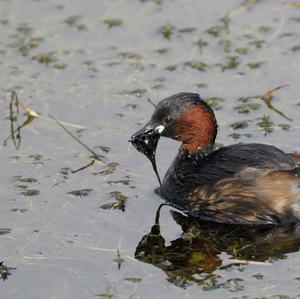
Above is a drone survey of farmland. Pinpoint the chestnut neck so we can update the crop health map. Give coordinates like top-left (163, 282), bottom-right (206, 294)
top-left (174, 104), bottom-right (217, 156)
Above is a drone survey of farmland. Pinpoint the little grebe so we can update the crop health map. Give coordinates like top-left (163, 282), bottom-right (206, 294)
top-left (131, 93), bottom-right (300, 226)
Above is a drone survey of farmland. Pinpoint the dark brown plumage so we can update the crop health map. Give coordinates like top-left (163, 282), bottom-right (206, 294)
top-left (131, 93), bottom-right (300, 226)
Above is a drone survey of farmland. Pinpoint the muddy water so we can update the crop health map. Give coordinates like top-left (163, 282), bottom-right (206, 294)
top-left (1, 0), bottom-right (300, 298)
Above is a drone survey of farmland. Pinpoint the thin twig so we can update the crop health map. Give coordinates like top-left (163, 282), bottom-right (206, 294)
top-left (9, 91), bottom-right (20, 149)
top-left (71, 157), bottom-right (96, 173)
top-left (48, 113), bottom-right (101, 161)
top-left (147, 98), bottom-right (156, 108)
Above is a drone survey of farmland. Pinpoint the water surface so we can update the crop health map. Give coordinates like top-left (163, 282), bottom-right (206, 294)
top-left (1, 0), bottom-right (300, 298)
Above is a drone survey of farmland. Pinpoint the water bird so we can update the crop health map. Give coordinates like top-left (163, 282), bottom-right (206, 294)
top-left (130, 92), bottom-right (300, 226)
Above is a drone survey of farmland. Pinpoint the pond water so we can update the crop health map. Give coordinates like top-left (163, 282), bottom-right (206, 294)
top-left (1, 0), bottom-right (300, 298)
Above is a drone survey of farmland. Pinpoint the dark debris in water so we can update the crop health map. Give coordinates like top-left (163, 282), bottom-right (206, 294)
top-left (291, 45), bottom-right (300, 52)
top-left (11, 208), bottom-right (27, 213)
top-left (0, 262), bottom-right (15, 281)
top-left (230, 120), bottom-right (250, 130)
top-left (64, 15), bottom-right (87, 31)
top-left (256, 115), bottom-right (274, 135)
top-left (246, 61), bottom-right (265, 69)
top-left (117, 89), bottom-right (147, 97)
top-left (234, 102), bottom-right (261, 114)
top-left (32, 52), bottom-right (57, 65)
top-left (100, 191), bottom-right (128, 212)
top-left (107, 179), bottom-right (131, 186)
top-left (114, 249), bottom-right (125, 270)
top-left (184, 60), bottom-right (207, 71)
top-left (97, 145), bottom-right (111, 153)
top-left (217, 56), bottom-right (240, 71)
top-left (195, 39), bottom-right (208, 53)
top-left (67, 188), bottom-right (93, 198)
top-left (203, 97), bottom-right (225, 111)
top-left (20, 189), bottom-right (40, 197)
top-left (229, 133), bottom-right (252, 140)
top-left (0, 228), bottom-right (12, 235)
top-left (93, 162), bottom-right (118, 176)
top-left (103, 18), bottom-right (123, 29)
top-left (279, 124), bottom-right (291, 131)
top-left (206, 25), bottom-right (223, 37)
top-left (124, 277), bottom-right (142, 283)
top-left (7, 23), bottom-right (44, 57)
top-left (15, 176), bottom-right (38, 183)
top-left (159, 23), bottom-right (175, 40)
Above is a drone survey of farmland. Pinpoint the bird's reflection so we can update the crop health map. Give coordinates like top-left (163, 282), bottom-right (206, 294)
top-left (135, 204), bottom-right (300, 287)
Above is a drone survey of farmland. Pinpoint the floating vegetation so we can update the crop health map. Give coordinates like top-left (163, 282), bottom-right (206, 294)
top-left (32, 52), bottom-right (57, 65)
top-left (20, 189), bottom-right (40, 197)
top-left (235, 47), bottom-right (249, 55)
top-left (260, 85), bottom-right (292, 121)
top-left (117, 88), bottom-right (147, 97)
top-left (95, 162), bottom-right (118, 176)
top-left (124, 277), bottom-right (142, 283)
top-left (291, 45), bottom-right (300, 52)
top-left (98, 145), bottom-right (111, 153)
top-left (159, 23), bottom-right (175, 39)
top-left (67, 188), bottom-right (93, 198)
top-left (203, 97), bottom-right (225, 110)
top-left (218, 56), bottom-right (240, 71)
top-left (11, 208), bottom-right (27, 213)
top-left (19, 37), bottom-right (44, 56)
top-left (0, 19), bottom-right (8, 25)
top-left (107, 179), bottom-right (131, 186)
top-left (246, 61), bottom-right (264, 69)
top-left (229, 133), bottom-right (242, 140)
top-left (0, 262), bottom-right (15, 281)
top-left (103, 18), bottom-right (123, 29)
top-left (234, 102), bottom-right (261, 114)
top-left (100, 191), bottom-right (128, 212)
top-left (165, 64), bottom-right (177, 71)
top-left (184, 60), bottom-right (207, 71)
top-left (7, 23), bottom-right (44, 57)
top-left (258, 25), bottom-right (271, 33)
top-left (219, 39), bottom-right (232, 52)
top-left (53, 63), bottom-right (67, 70)
top-left (249, 39), bottom-right (265, 48)
top-left (278, 124), bottom-right (291, 131)
top-left (15, 176), bottom-right (38, 183)
top-left (140, 0), bottom-right (162, 3)
top-left (290, 16), bottom-right (300, 22)
top-left (119, 52), bottom-right (143, 60)
top-left (256, 115), bottom-right (274, 135)
top-left (285, 2), bottom-right (300, 7)
top-left (206, 25), bottom-right (223, 37)
top-left (64, 15), bottom-right (87, 30)
top-left (178, 27), bottom-right (197, 33)
top-left (195, 39), bottom-right (208, 53)
top-left (155, 48), bottom-right (169, 54)
top-left (220, 12), bottom-right (230, 32)
top-left (230, 120), bottom-right (250, 130)
top-left (114, 249), bottom-right (125, 270)
top-left (238, 85), bottom-right (291, 121)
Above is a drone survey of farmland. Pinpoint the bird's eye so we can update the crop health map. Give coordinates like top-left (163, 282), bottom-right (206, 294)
top-left (163, 116), bottom-right (173, 125)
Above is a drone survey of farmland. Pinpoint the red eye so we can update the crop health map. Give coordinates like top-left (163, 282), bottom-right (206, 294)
top-left (163, 116), bottom-right (173, 125)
